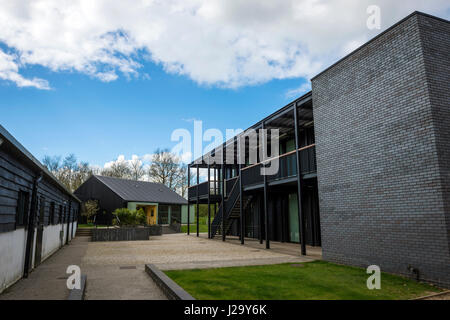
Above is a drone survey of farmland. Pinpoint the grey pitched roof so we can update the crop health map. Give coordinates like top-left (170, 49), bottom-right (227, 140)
top-left (94, 175), bottom-right (187, 204)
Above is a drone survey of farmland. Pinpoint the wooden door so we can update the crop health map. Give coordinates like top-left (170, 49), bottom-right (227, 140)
top-left (146, 206), bottom-right (157, 225)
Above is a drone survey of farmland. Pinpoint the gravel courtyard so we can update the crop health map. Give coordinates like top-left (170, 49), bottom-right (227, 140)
top-left (1, 233), bottom-right (321, 300)
top-left (83, 233), bottom-right (320, 271)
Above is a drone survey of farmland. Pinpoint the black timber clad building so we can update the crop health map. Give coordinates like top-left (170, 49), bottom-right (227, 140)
top-left (187, 12), bottom-right (450, 288)
top-left (0, 124), bottom-right (81, 293)
top-left (74, 175), bottom-right (187, 225)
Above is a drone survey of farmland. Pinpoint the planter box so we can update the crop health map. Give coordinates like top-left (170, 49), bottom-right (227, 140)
top-left (169, 222), bottom-right (181, 233)
top-left (91, 227), bottom-right (151, 242)
top-left (148, 225), bottom-right (162, 236)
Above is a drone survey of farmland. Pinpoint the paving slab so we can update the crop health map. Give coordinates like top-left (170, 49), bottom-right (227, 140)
top-left (83, 233), bottom-right (320, 271)
top-left (0, 237), bottom-right (89, 300)
top-left (1, 232), bottom-right (321, 300)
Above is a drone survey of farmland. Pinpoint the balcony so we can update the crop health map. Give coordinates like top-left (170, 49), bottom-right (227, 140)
top-left (241, 145), bottom-right (316, 188)
top-left (188, 180), bottom-right (221, 200)
top-left (188, 145), bottom-right (316, 198)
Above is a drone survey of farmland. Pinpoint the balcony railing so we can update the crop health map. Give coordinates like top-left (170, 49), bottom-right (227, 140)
top-left (241, 144), bottom-right (316, 187)
top-left (188, 180), bottom-right (221, 199)
top-left (188, 144), bottom-right (316, 197)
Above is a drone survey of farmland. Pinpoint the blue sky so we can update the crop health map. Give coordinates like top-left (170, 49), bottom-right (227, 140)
top-left (1, 60), bottom-right (308, 166)
top-left (1, 1), bottom-right (448, 168)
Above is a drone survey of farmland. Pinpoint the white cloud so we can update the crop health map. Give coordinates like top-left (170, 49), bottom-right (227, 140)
top-left (0, 0), bottom-right (448, 89)
top-left (285, 82), bottom-right (311, 99)
top-left (0, 49), bottom-right (50, 89)
top-left (103, 154), bottom-right (127, 169)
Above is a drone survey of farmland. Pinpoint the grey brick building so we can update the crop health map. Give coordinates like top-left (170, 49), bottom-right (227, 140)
top-left (188, 12), bottom-right (449, 288)
top-left (312, 12), bottom-right (450, 288)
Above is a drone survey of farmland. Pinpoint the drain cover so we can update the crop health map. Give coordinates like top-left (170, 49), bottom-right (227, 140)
top-left (119, 266), bottom-right (136, 270)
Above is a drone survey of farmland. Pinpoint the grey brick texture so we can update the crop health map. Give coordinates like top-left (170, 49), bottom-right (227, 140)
top-left (311, 13), bottom-right (450, 288)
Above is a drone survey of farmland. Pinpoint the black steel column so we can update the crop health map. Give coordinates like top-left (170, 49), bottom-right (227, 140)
top-left (23, 173), bottom-right (41, 278)
top-left (239, 162), bottom-right (244, 244)
top-left (259, 196), bottom-right (263, 244)
top-left (262, 122), bottom-right (270, 249)
top-left (196, 164), bottom-right (199, 237)
top-left (207, 162), bottom-right (211, 239)
top-left (222, 146), bottom-right (225, 241)
top-left (257, 131), bottom-right (263, 245)
top-left (237, 135), bottom-right (244, 244)
top-left (294, 105), bottom-right (307, 255)
top-left (187, 165), bottom-right (190, 235)
top-left (214, 168), bottom-right (216, 194)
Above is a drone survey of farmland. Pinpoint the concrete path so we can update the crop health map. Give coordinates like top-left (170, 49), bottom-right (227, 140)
top-left (1, 233), bottom-right (321, 300)
top-left (0, 236), bottom-right (166, 300)
top-left (0, 237), bottom-right (89, 300)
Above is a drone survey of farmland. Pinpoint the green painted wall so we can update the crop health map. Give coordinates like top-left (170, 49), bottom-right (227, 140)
top-left (288, 193), bottom-right (300, 242)
top-left (181, 204), bottom-right (195, 224)
top-left (127, 202), bottom-right (158, 212)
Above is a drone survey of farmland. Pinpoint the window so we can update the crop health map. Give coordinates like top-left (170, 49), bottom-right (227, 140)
top-left (63, 206), bottom-right (66, 223)
top-left (38, 197), bottom-right (45, 225)
top-left (16, 191), bottom-right (30, 227)
top-left (58, 205), bottom-right (63, 224)
top-left (158, 205), bottom-right (169, 224)
top-left (170, 205), bottom-right (181, 224)
top-left (50, 202), bottom-right (56, 224)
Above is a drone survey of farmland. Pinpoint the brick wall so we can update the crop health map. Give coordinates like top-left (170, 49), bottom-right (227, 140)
top-left (311, 12), bottom-right (450, 288)
top-left (418, 14), bottom-right (450, 265)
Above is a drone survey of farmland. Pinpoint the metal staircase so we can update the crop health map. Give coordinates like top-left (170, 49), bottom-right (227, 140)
top-left (210, 176), bottom-right (253, 238)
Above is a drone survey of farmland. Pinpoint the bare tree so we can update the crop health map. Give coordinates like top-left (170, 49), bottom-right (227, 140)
top-left (42, 154), bottom-right (94, 191)
top-left (148, 149), bottom-right (187, 196)
top-left (42, 155), bottom-right (61, 173)
top-left (101, 160), bottom-right (132, 179)
top-left (176, 164), bottom-right (188, 198)
top-left (129, 156), bottom-right (145, 180)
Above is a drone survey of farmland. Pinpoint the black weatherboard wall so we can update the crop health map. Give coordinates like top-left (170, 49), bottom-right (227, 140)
top-left (0, 124), bottom-right (80, 293)
top-left (312, 12), bottom-right (450, 287)
top-left (74, 175), bottom-right (126, 221)
top-left (74, 175), bottom-right (187, 224)
top-left (0, 126), bottom-right (80, 233)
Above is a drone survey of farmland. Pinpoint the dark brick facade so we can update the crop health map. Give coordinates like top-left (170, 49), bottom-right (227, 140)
top-left (311, 12), bottom-right (450, 287)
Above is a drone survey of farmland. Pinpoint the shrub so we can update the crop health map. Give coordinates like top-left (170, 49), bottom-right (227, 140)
top-left (112, 208), bottom-right (147, 226)
top-left (81, 200), bottom-right (99, 223)
top-left (135, 208), bottom-right (146, 225)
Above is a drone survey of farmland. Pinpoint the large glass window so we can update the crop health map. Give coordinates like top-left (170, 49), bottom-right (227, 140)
top-left (158, 205), bottom-right (169, 224)
top-left (170, 205), bottom-right (181, 224)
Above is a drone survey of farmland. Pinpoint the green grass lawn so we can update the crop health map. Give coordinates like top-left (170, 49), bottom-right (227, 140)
top-left (77, 223), bottom-right (109, 228)
top-left (164, 261), bottom-right (441, 300)
top-left (181, 216), bottom-right (213, 233)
